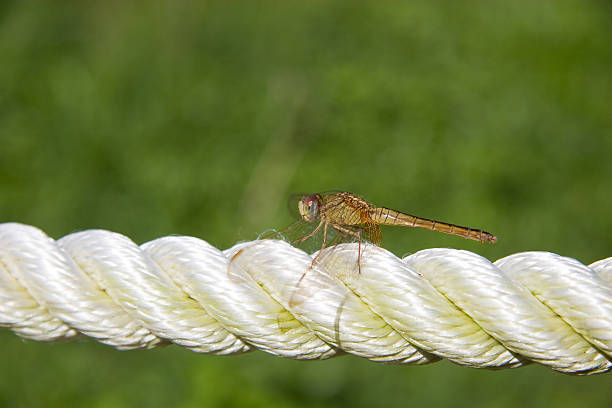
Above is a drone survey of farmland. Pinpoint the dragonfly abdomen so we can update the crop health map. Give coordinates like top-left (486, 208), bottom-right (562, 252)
top-left (370, 207), bottom-right (497, 243)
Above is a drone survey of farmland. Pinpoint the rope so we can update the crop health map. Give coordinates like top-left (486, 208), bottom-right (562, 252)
top-left (1, 223), bottom-right (611, 375)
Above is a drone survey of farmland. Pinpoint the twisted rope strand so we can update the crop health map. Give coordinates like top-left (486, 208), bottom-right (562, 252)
top-left (1, 223), bottom-right (611, 375)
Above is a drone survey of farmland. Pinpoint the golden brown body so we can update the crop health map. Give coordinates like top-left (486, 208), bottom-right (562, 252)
top-left (298, 191), bottom-right (497, 246)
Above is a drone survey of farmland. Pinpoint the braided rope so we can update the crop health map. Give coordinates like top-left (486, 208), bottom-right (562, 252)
top-left (1, 223), bottom-right (611, 375)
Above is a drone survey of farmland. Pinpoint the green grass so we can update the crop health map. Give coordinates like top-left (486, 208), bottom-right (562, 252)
top-left (1, 0), bottom-right (612, 406)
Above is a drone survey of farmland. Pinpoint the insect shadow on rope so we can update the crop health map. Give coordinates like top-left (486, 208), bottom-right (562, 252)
top-left (226, 243), bottom-right (353, 350)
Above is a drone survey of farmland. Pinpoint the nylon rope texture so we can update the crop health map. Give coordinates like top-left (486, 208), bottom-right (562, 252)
top-left (1, 222), bottom-right (611, 375)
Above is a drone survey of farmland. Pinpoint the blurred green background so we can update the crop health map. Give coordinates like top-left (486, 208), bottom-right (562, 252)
top-left (1, 0), bottom-right (612, 406)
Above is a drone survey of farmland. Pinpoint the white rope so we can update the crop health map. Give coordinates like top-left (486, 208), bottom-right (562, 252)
top-left (1, 223), bottom-right (611, 375)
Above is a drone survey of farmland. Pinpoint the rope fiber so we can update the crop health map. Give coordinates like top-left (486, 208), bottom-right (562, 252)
top-left (1, 222), bottom-right (611, 375)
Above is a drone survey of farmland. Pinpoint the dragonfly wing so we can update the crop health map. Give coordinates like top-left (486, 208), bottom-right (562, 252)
top-left (362, 221), bottom-right (382, 246)
top-left (259, 219), bottom-right (305, 241)
top-left (262, 218), bottom-right (345, 254)
top-left (329, 222), bottom-right (381, 246)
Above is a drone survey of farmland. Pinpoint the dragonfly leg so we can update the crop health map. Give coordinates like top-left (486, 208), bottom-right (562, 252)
top-left (310, 222), bottom-right (329, 267)
top-left (294, 219), bottom-right (324, 243)
top-left (322, 222), bottom-right (329, 247)
top-left (291, 222), bottom-right (329, 308)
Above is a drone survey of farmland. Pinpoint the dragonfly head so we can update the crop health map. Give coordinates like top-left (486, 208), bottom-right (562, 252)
top-left (298, 194), bottom-right (322, 223)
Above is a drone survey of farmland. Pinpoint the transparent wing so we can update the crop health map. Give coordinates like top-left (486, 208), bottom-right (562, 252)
top-left (258, 219), bottom-right (309, 242)
top-left (362, 221), bottom-right (382, 246)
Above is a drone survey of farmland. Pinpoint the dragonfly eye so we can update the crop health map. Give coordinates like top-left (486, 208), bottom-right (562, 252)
top-left (298, 195), bottom-right (319, 222)
top-left (309, 200), bottom-right (318, 221)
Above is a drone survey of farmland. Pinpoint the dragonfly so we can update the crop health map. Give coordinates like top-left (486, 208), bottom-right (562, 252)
top-left (234, 191), bottom-right (496, 272)
top-left (286, 191), bottom-right (497, 270)
top-left (230, 191), bottom-right (497, 309)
